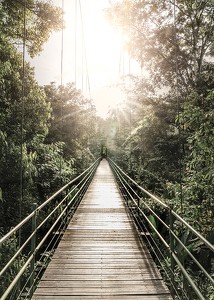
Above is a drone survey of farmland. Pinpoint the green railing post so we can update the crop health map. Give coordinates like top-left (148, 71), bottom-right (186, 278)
top-left (63, 190), bottom-right (68, 229)
top-left (30, 203), bottom-right (37, 298)
top-left (137, 196), bottom-right (140, 208)
top-left (169, 205), bottom-right (175, 298)
top-left (137, 196), bottom-right (140, 219)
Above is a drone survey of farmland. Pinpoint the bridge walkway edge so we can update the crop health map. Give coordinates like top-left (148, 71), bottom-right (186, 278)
top-left (32, 159), bottom-right (172, 300)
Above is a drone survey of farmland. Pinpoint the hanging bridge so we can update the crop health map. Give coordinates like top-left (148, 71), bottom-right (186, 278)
top-left (0, 158), bottom-right (213, 300)
top-left (1, 0), bottom-right (213, 299)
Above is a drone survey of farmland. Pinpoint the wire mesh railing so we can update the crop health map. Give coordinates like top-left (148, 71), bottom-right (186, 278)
top-left (108, 158), bottom-right (214, 300)
top-left (0, 158), bottom-right (100, 300)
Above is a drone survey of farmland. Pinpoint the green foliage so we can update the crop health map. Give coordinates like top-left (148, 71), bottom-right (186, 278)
top-left (147, 214), bottom-right (158, 239)
top-left (0, 0), bottom-right (103, 297)
top-left (0, 1), bottom-right (100, 233)
top-left (35, 142), bottom-right (75, 201)
top-left (0, 0), bottom-right (213, 296)
top-left (0, 34), bottom-right (52, 230)
top-left (104, 1), bottom-right (213, 298)
top-left (106, 0), bottom-right (213, 91)
top-left (0, 234), bottom-right (26, 297)
top-left (43, 82), bottom-right (99, 169)
top-left (0, 0), bottom-right (62, 57)
top-left (106, 0), bottom-right (213, 233)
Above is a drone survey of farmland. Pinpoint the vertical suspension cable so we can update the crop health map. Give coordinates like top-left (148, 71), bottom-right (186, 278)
top-left (119, 49), bottom-right (122, 78)
top-left (81, 25), bottom-right (84, 92)
top-left (79, 0), bottom-right (84, 93)
top-left (60, 0), bottom-right (64, 184)
top-left (16, 1), bottom-right (26, 297)
top-left (60, 1), bottom-right (64, 88)
top-left (122, 47), bottom-right (125, 77)
top-left (173, 0), bottom-right (183, 214)
top-left (119, 45), bottom-right (125, 78)
top-left (78, 0), bottom-right (91, 99)
top-left (74, 0), bottom-right (77, 86)
top-left (19, 0), bottom-right (26, 243)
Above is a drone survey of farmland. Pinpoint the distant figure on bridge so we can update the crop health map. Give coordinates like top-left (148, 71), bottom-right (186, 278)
top-left (101, 145), bottom-right (107, 159)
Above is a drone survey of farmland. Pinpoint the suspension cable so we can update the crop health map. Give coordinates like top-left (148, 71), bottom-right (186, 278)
top-left (74, 0), bottom-right (77, 87)
top-left (78, 0), bottom-right (91, 98)
top-left (59, 0), bottom-right (64, 185)
top-left (60, 1), bottom-right (64, 88)
top-left (16, 2), bottom-right (26, 298)
top-left (173, 0), bottom-right (183, 214)
top-left (19, 0), bottom-right (26, 241)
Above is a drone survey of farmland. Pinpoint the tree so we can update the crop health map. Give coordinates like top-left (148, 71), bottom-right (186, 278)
top-left (0, 0), bottom-right (62, 230)
top-left (106, 0), bottom-right (213, 92)
top-left (43, 83), bottom-right (99, 170)
top-left (0, 37), bottom-right (51, 230)
top-left (104, 3), bottom-right (213, 296)
top-left (0, 0), bottom-right (62, 56)
top-left (105, 0), bottom-right (214, 233)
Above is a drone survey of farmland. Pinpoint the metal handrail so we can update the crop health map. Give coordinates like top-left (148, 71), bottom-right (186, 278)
top-left (108, 158), bottom-right (214, 300)
top-left (0, 158), bottom-right (100, 300)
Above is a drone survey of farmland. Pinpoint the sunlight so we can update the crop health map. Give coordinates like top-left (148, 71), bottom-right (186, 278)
top-left (63, 0), bottom-right (126, 118)
top-left (29, 0), bottom-right (129, 119)
top-left (92, 85), bottom-right (126, 119)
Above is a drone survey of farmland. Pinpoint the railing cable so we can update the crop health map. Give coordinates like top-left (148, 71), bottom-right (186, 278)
top-left (109, 158), bottom-right (213, 300)
top-left (0, 158), bottom-right (100, 300)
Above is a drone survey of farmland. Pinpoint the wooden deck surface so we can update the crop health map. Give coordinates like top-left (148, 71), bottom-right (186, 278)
top-left (32, 159), bottom-right (172, 300)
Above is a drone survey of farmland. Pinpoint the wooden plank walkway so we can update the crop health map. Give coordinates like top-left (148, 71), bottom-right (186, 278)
top-left (32, 159), bottom-right (172, 300)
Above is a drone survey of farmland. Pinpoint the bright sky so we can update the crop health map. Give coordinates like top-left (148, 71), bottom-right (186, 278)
top-left (29, 0), bottom-right (132, 118)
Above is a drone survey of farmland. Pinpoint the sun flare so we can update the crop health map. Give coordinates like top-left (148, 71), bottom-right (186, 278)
top-left (64, 0), bottom-right (126, 117)
top-left (70, 0), bottom-right (124, 86)
top-left (33, 0), bottom-right (128, 118)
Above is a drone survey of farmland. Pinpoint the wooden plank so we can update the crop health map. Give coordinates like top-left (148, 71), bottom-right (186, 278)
top-left (42, 274), bottom-right (162, 280)
top-left (51, 254), bottom-right (151, 259)
top-left (43, 269), bottom-right (162, 278)
top-left (34, 287), bottom-right (170, 296)
top-left (38, 280), bottom-right (168, 288)
top-left (32, 159), bottom-right (172, 299)
top-left (33, 296), bottom-right (173, 300)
